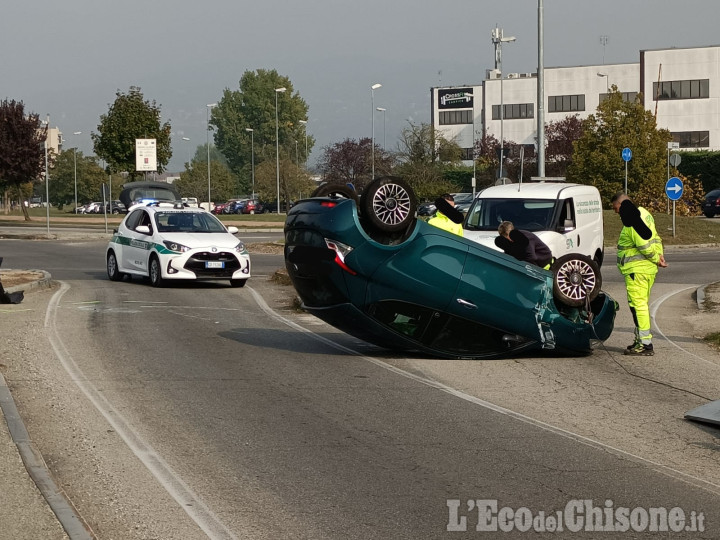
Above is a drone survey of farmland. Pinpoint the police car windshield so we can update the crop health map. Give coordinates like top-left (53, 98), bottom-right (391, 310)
top-left (464, 198), bottom-right (556, 232)
top-left (155, 212), bottom-right (227, 233)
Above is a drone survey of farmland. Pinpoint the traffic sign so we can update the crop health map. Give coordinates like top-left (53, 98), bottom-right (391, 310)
top-left (622, 147), bottom-right (632, 162)
top-left (665, 177), bottom-right (684, 201)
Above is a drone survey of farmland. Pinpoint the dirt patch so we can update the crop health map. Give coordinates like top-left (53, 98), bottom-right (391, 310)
top-left (0, 270), bottom-right (45, 288)
top-left (247, 242), bottom-right (284, 255)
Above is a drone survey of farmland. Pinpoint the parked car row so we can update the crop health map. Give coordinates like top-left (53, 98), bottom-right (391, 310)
top-left (75, 200), bottom-right (127, 214)
top-left (213, 199), bottom-right (271, 215)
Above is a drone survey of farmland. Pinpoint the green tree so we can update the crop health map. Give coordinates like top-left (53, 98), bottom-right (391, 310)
top-left (211, 69), bottom-right (313, 188)
top-left (47, 149), bottom-right (107, 210)
top-left (0, 99), bottom-right (47, 220)
top-left (567, 87), bottom-right (672, 206)
top-left (253, 158), bottom-right (316, 209)
top-left (92, 86), bottom-right (172, 178)
top-left (317, 137), bottom-right (395, 192)
top-left (175, 160), bottom-right (237, 204)
top-left (677, 150), bottom-right (720, 192)
top-left (395, 122), bottom-right (463, 200)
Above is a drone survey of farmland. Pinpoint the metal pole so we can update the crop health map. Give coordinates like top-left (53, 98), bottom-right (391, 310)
top-left (73, 148), bottom-right (78, 214)
top-left (500, 51), bottom-right (504, 179)
top-left (371, 83), bottom-right (381, 179)
top-left (250, 130), bottom-right (255, 198)
top-left (537, 0), bottom-right (545, 177)
top-left (625, 159), bottom-right (628, 195)
top-left (275, 91), bottom-right (281, 214)
top-left (206, 104), bottom-right (214, 211)
top-left (45, 114), bottom-right (50, 238)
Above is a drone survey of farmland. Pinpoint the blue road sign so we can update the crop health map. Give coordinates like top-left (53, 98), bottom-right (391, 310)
top-left (622, 147), bottom-right (632, 162)
top-left (665, 176), bottom-right (684, 201)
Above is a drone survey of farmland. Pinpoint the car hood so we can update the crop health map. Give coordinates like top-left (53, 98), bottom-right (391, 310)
top-left (160, 232), bottom-right (239, 249)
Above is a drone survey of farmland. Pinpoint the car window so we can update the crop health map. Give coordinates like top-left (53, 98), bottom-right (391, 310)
top-left (136, 210), bottom-right (153, 234)
top-left (124, 209), bottom-right (143, 230)
top-left (155, 211), bottom-right (227, 233)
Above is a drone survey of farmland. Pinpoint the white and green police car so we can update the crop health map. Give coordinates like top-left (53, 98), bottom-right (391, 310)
top-left (106, 183), bottom-right (250, 287)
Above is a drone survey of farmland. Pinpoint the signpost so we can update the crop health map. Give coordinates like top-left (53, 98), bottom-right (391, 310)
top-left (621, 147), bottom-right (632, 194)
top-left (665, 176), bottom-right (684, 237)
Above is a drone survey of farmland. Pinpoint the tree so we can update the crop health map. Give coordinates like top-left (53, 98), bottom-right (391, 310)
top-left (175, 160), bottom-right (238, 203)
top-left (92, 87), bottom-right (172, 178)
top-left (317, 137), bottom-right (395, 192)
top-left (211, 69), bottom-right (313, 185)
top-left (0, 99), bottom-right (47, 220)
top-left (567, 87), bottom-right (672, 207)
top-left (395, 122), bottom-right (463, 200)
top-left (253, 159), bottom-right (316, 207)
top-left (544, 115), bottom-right (583, 178)
top-left (47, 149), bottom-right (107, 209)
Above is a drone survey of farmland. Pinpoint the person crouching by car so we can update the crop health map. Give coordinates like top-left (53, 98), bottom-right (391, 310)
top-left (427, 193), bottom-right (464, 237)
top-left (495, 221), bottom-right (554, 269)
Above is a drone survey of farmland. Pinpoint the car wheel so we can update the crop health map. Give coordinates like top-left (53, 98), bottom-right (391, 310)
top-left (230, 278), bottom-right (247, 288)
top-left (360, 176), bottom-right (417, 233)
top-left (112, 209), bottom-right (120, 214)
top-left (311, 182), bottom-right (358, 202)
top-left (552, 254), bottom-right (601, 308)
top-left (704, 212), bottom-right (714, 218)
top-left (149, 255), bottom-right (164, 287)
top-left (107, 251), bottom-right (124, 281)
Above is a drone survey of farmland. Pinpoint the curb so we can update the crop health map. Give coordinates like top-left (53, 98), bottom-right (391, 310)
top-left (2, 270), bottom-right (54, 295)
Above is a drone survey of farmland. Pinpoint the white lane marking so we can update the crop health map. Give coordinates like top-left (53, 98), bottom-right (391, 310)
top-left (247, 285), bottom-right (720, 496)
top-left (651, 285), bottom-right (720, 367)
top-left (46, 282), bottom-right (238, 540)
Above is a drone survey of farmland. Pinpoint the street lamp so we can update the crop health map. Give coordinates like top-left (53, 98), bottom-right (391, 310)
top-left (245, 128), bottom-right (255, 198)
top-left (491, 26), bottom-right (515, 179)
top-left (72, 131), bottom-right (82, 214)
top-left (206, 103), bottom-right (217, 211)
top-left (298, 119), bottom-right (308, 168)
top-left (597, 72), bottom-right (609, 92)
top-left (371, 83), bottom-right (382, 179)
top-left (275, 87), bottom-right (287, 214)
top-left (181, 136), bottom-right (191, 165)
top-left (376, 107), bottom-right (387, 150)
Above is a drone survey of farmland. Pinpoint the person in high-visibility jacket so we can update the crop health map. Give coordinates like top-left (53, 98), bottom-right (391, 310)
top-left (428, 194), bottom-right (464, 236)
top-left (611, 192), bottom-right (668, 356)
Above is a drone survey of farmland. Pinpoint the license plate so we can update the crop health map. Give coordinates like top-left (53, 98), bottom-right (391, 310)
top-left (205, 261), bottom-right (224, 269)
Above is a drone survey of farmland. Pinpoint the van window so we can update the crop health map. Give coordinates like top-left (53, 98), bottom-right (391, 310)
top-left (556, 198), bottom-right (576, 230)
top-left (465, 198), bottom-right (557, 232)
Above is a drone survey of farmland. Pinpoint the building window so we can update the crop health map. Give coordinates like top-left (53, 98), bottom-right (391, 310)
top-left (653, 79), bottom-right (709, 100)
top-left (548, 94), bottom-right (585, 112)
top-left (491, 103), bottom-right (534, 120)
top-left (439, 110), bottom-right (473, 125)
top-left (460, 148), bottom-right (474, 160)
top-left (672, 131), bottom-right (709, 148)
top-left (599, 92), bottom-right (638, 104)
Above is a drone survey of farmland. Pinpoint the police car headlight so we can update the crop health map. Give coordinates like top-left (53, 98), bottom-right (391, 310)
top-left (234, 241), bottom-right (246, 253)
top-left (163, 240), bottom-right (190, 253)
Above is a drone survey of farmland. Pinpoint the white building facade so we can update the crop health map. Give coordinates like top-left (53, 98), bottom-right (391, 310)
top-left (432, 45), bottom-right (720, 167)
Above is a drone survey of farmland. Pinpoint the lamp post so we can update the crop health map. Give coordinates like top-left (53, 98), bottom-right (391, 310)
top-left (298, 119), bottom-right (308, 168)
top-left (181, 136), bottom-right (191, 165)
top-left (43, 115), bottom-right (50, 238)
top-left (597, 72), bottom-right (609, 93)
top-left (491, 26), bottom-right (515, 179)
top-left (206, 103), bottom-right (217, 211)
top-left (275, 87), bottom-right (287, 214)
top-left (371, 83), bottom-right (382, 179)
top-left (245, 128), bottom-right (255, 198)
top-left (376, 107), bottom-right (387, 150)
top-left (72, 131), bottom-right (82, 214)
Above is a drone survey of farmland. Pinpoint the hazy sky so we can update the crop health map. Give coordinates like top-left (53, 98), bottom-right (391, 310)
top-left (3, 0), bottom-right (718, 172)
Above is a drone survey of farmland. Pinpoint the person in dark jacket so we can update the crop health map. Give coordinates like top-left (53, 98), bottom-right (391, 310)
top-left (495, 221), bottom-right (554, 269)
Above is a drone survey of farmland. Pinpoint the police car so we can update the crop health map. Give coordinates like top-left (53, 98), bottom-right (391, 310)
top-left (106, 184), bottom-right (251, 287)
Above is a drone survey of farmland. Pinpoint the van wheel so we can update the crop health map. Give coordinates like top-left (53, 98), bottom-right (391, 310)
top-left (552, 254), bottom-right (601, 307)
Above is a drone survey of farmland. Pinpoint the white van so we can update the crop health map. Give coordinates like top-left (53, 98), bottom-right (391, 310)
top-left (463, 180), bottom-right (605, 266)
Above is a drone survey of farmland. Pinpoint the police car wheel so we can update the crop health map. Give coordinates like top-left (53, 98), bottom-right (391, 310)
top-left (230, 278), bottom-right (247, 288)
top-left (552, 254), bottom-right (601, 308)
top-left (360, 176), bottom-right (417, 234)
top-left (149, 256), bottom-right (164, 287)
top-left (107, 251), bottom-right (124, 281)
top-left (311, 182), bottom-right (358, 202)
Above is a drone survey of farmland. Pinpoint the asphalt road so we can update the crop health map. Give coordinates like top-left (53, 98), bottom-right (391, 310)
top-left (1, 237), bottom-right (719, 538)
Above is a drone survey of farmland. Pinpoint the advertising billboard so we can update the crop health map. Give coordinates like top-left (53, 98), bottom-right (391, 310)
top-left (438, 88), bottom-right (474, 109)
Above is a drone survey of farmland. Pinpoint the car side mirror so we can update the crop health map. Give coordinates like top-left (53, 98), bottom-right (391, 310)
top-left (136, 225), bottom-right (150, 235)
top-left (227, 226), bottom-right (239, 234)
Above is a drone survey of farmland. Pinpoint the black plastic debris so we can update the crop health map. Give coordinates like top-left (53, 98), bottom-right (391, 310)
top-left (685, 400), bottom-right (720, 428)
top-left (0, 257), bottom-right (25, 304)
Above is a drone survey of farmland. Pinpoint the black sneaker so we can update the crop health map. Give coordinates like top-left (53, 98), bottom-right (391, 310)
top-left (624, 343), bottom-right (654, 356)
top-left (626, 341), bottom-right (641, 351)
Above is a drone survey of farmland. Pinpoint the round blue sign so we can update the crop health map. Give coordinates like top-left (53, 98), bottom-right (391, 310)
top-left (665, 177), bottom-right (684, 201)
top-left (622, 147), bottom-right (632, 162)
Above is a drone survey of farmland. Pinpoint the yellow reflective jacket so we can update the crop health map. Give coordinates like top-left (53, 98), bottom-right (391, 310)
top-left (616, 207), bottom-right (663, 276)
top-left (428, 211), bottom-right (464, 237)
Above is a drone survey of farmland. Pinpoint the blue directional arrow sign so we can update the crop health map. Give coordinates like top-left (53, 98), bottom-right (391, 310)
top-left (622, 147), bottom-right (632, 162)
top-left (665, 176), bottom-right (684, 201)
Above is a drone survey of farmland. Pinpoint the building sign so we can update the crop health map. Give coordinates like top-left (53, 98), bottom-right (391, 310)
top-left (438, 88), bottom-right (474, 109)
top-left (135, 138), bottom-right (157, 172)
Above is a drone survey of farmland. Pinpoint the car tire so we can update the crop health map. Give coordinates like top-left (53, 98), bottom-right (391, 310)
top-left (107, 251), bottom-right (124, 281)
top-left (552, 254), bottom-right (601, 308)
top-left (149, 255), bottom-right (164, 287)
top-left (360, 176), bottom-right (417, 233)
top-left (704, 212), bottom-right (714, 218)
top-left (230, 279), bottom-right (247, 288)
top-left (311, 182), bottom-right (358, 202)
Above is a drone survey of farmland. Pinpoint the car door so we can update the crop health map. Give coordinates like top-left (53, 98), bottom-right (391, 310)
top-left (124, 209), bottom-right (155, 273)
